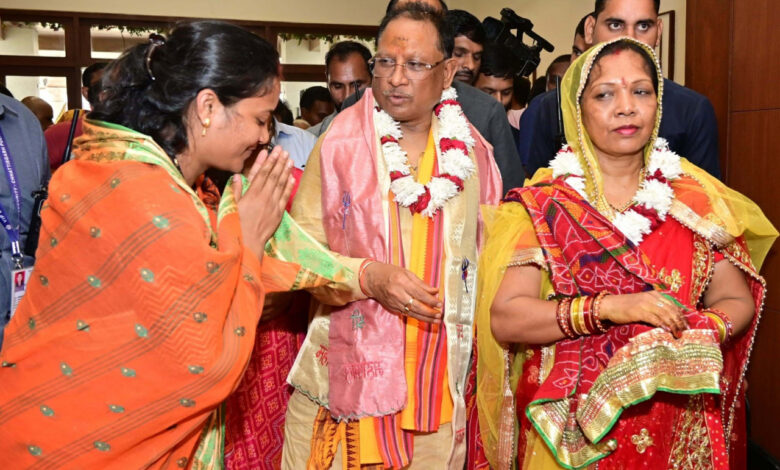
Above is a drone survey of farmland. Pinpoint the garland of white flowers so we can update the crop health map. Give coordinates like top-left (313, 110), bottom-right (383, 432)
top-left (374, 87), bottom-right (476, 217)
top-left (549, 137), bottom-right (682, 245)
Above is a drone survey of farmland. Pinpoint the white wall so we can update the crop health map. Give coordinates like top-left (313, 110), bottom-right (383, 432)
top-left (2, 0), bottom-right (685, 83)
top-left (1, 0), bottom-right (462, 26)
top-left (0, 26), bottom-right (39, 99)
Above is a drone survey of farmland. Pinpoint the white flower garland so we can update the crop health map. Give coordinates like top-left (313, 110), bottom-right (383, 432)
top-left (549, 137), bottom-right (682, 245)
top-left (374, 87), bottom-right (476, 217)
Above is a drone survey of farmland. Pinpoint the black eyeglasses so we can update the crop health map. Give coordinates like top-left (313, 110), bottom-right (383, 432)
top-left (369, 57), bottom-right (446, 80)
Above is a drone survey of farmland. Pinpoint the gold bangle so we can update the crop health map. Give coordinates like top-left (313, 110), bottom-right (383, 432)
top-left (567, 297), bottom-right (579, 335)
top-left (358, 259), bottom-right (377, 297)
top-left (576, 297), bottom-right (588, 335)
top-left (570, 297), bottom-right (587, 336)
top-left (704, 312), bottom-right (727, 343)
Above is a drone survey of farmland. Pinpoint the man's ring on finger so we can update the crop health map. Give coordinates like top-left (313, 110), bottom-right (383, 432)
top-left (404, 297), bottom-right (415, 313)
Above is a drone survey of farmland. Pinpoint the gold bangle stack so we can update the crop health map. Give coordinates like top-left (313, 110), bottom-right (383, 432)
top-left (556, 293), bottom-right (611, 338)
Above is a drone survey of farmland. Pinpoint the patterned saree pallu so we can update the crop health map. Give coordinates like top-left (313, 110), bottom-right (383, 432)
top-left (507, 182), bottom-right (725, 469)
top-left (0, 120), bottom-right (351, 469)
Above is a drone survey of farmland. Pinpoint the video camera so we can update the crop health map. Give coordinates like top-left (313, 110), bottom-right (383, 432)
top-left (483, 8), bottom-right (555, 78)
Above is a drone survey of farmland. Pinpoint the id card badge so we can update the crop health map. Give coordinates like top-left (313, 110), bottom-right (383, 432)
top-left (10, 266), bottom-right (33, 319)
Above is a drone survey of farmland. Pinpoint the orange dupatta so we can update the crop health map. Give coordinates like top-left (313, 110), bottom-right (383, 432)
top-left (0, 120), bottom-right (349, 468)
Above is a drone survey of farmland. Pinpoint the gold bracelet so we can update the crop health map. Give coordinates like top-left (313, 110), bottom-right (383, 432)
top-left (358, 259), bottom-right (377, 297)
top-left (570, 297), bottom-right (588, 336)
top-left (704, 312), bottom-right (727, 344)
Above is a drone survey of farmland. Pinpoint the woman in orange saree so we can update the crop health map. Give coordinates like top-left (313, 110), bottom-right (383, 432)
top-left (0, 21), bottom-right (348, 468)
top-left (476, 38), bottom-right (777, 470)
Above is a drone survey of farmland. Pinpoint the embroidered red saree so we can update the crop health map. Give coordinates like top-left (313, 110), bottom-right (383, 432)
top-left (511, 181), bottom-right (765, 469)
top-left (475, 39), bottom-right (777, 470)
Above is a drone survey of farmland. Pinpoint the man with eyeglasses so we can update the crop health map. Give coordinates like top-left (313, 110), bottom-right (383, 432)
top-left (282, 3), bottom-right (502, 469)
top-left (336, 0), bottom-right (526, 194)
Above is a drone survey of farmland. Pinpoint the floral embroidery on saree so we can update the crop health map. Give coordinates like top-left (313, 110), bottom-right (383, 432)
top-left (668, 395), bottom-right (714, 469)
top-left (690, 236), bottom-right (715, 307)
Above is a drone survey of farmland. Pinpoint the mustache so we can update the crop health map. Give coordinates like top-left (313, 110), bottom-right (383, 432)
top-left (382, 89), bottom-right (413, 98)
top-left (456, 68), bottom-right (474, 77)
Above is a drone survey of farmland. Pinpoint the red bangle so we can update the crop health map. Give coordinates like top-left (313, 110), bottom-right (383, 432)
top-left (704, 308), bottom-right (734, 344)
top-left (557, 298), bottom-right (576, 339)
top-left (582, 296), bottom-right (597, 334)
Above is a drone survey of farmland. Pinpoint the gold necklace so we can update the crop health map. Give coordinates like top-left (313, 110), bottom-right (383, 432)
top-left (607, 166), bottom-right (646, 213)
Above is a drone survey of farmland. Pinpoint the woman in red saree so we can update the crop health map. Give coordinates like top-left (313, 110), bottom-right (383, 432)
top-left (476, 38), bottom-right (777, 469)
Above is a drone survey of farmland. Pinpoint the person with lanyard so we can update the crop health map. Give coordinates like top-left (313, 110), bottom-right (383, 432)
top-left (0, 93), bottom-right (50, 351)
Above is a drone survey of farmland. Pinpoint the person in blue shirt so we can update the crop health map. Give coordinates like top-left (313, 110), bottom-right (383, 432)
top-left (519, 0), bottom-right (721, 180)
top-left (274, 118), bottom-right (316, 170)
top-left (0, 94), bottom-right (51, 349)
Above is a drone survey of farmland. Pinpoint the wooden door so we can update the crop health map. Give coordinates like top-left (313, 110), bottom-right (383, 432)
top-left (687, 0), bottom-right (780, 458)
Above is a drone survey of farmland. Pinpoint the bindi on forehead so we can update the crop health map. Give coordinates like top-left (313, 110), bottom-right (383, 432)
top-left (621, 77), bottom-right (628, 87)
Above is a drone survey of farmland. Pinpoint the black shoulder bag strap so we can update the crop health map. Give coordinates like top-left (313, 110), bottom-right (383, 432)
top-left (23, 110), bottom-right (80, 257)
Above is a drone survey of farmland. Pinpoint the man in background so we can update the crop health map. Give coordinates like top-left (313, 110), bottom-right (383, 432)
top-left (571, 13), bottom-right (592, 60)
top-left (274, 101), bottom-right (295, 126)
top-left (20, 97), bottom-right (53, 132)
top-left (44, 62), bottom-right (108, 172)
top-left (308, 41), bottom-right (372, 137)
top-left (545, 55), bottom-right (572, 92)
top-left (446, 9), bottom-right (486, 85)
top-left (298, 86), bottom-right (335, 128)
top-left (386, 0), bottom-right (447, 12)
top-left (80, 63), bottom-right (108, 111)
top-left (0, 94), bottom-right (51, 350)
top-left (275, 115), bottom-right (317, 171)
top-left (474, 44), bottom-right (517, 111)
top-left (520, 0), bottom-right (721, 178)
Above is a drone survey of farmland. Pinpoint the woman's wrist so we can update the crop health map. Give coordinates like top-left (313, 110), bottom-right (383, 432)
top-left (358, 259), bottom-right (377, 298)
top-left (598, 295), bottom-right (617, 323)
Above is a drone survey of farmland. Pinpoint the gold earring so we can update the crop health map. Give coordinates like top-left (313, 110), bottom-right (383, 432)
top-left (201, 117), bottom-right (211, 137)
